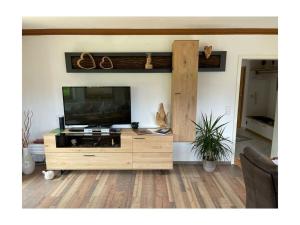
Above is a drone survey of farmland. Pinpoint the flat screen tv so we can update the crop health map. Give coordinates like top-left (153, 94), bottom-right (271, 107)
top-left (62, 86), bottom-right (131, 126)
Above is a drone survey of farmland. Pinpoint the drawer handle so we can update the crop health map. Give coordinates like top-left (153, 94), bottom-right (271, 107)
top-left (175, 92), bottom-right (181, 95)
top-left (134, 137), bottom-right (145, 139)
top-left (83, 154), bottom-right (95, 157)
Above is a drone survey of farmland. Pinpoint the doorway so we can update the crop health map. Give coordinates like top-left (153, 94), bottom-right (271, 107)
top-left (234, 59), bottom-right (278, 162)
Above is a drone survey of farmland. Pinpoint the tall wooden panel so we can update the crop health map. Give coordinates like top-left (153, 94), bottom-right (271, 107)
top-left (172, 40), bottom-right (199, 142)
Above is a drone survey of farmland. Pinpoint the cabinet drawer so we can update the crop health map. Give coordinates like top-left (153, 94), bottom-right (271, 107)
top-left (133, 153), bottom-right (173, 169)
top-left (132, 136), bottom-right (173, 153)
top-left (45, 153), bottom-right (132, 170)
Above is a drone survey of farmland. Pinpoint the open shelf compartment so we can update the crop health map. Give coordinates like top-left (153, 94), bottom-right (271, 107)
top-left (55, 133), bottom-right (121, 148)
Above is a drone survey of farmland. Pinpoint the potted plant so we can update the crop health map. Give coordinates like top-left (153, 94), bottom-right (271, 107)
top-left (22, 110), bottom-right (35, 175)
top-left (191, 113), bottom-right (232, 172)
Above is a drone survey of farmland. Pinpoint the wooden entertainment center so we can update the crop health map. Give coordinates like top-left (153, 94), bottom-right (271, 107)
top-left (43, 40), bottom-right (220, 171)
top-left (44, 128), bottom-right (173, 170)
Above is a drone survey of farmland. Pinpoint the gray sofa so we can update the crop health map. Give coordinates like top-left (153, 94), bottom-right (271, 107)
top-left (240, 147), bottom-right (278, 208)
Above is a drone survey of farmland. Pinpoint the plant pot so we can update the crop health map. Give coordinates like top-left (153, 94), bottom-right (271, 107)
top-left (22, 147), bottom-right (35, 175)
top-left (203, 160), bottom-right (217, 172)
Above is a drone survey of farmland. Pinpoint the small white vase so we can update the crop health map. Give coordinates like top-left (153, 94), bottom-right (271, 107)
top-left (203, 160), bottom-right (217, 172)
top-left (22, 147), bottom-right (35, 175)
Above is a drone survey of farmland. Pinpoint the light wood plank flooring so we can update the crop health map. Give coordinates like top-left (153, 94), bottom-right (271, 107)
top-left (22, 164), bottom-right (246, 208)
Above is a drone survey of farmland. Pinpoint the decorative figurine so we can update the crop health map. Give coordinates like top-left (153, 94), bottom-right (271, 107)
top-left (204, 46), bottom-right (213, 59)
top-left (156, 103), bottom-right (168, 128)
top-left (99, 56), bottom-right (114, 69)
top-left (42, 170), bottom-right (61, 180)
top-left (145, 53), bottom-right (153, 69)
top-left (71, 139), bottom-right (77, 146)
top-left (76, 52), bottom-right (96, 70)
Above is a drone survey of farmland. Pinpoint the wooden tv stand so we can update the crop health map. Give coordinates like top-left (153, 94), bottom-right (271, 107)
top-left (44, 128), bottom-right (173, 170)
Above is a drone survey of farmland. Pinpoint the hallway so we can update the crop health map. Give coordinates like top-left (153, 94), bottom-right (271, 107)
top-left (235, 128), bottom-right (272, 159)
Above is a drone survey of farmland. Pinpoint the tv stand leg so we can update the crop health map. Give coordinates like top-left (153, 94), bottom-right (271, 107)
top-left (61, 170), bottom-right (68, 175)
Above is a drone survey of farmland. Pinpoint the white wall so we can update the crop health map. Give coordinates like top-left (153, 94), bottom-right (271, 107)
top-left (22, 35), bottom-right (277, 161)
top-left (267, 77), bottom-right (278, 119)
top-left (247, 76), bottom-right (270, 116)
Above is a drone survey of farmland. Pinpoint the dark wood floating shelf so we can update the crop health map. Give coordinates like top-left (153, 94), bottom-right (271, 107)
top-left (65, 51), bottom-right (226, 73)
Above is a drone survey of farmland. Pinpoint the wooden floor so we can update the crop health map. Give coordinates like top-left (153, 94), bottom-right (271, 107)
top-left (22, 164), bottom-right (246, 208)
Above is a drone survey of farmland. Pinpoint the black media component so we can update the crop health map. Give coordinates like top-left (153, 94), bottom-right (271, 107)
top-left (55, 133), bottom-right (121, 148)
top-left (59, 116), bottom-right (65, 130)
top-left (62, 86), bottom-right (131, 126)
top-left (131, 122), bottom-right (139, 129)
top-left (56, 135), bottom-right (66, 147)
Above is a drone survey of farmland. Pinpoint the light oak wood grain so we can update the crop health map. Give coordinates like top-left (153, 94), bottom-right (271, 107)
top-left (44, 129), bottom-right (173, 170)
top-left (43, 135), bottom-right (56, 148)
top-left (132, 136), bottom-right (173, 153)
top-left (133, 153), bottom-right (173, 169)
top-left (172, 40), bottom-right (199, 142)
top-left (46, 153), bottom-right (132, 170)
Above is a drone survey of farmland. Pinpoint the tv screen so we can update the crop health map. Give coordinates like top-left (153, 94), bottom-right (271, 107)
top-left (62, 87), bottom-right (131, 126)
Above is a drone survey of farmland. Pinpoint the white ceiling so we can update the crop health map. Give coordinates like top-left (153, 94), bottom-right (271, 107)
top-left (22, 17), bottom-right (278, 29)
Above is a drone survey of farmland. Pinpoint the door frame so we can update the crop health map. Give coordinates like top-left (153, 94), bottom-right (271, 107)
top-left (231, 55), bottom-right (278, 164)
top-left (237, 66), bottom-right (246, 129)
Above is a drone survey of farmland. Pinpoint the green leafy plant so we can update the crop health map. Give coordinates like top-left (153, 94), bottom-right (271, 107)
top-left (191, 113), bottom-right (232, 161)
